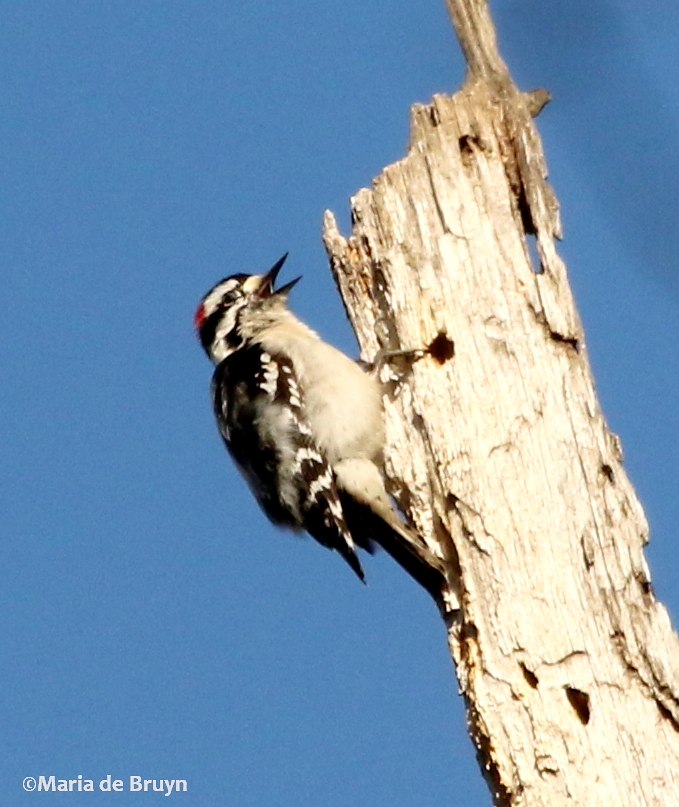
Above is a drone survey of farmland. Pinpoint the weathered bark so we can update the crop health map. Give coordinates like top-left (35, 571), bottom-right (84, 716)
top-left (322, 1), bottom-right (679, 804)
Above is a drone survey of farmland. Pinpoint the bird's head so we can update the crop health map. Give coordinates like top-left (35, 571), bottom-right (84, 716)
top-left (194, 253), bottom-right (300, 363)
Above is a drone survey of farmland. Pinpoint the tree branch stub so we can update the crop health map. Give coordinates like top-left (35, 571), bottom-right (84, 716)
top-left (323, 1), bottom-right (679, 804)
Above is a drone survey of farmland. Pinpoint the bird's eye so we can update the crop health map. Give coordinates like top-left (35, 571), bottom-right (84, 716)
top-left (221, 289), bottom-right (241, 306)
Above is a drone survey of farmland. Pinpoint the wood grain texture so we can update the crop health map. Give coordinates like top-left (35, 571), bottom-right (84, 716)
top-left (322, 2), bottom-right (679, 803)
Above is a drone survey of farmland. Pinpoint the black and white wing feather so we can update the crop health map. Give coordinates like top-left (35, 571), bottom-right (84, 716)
top-left (211, 343), bottom-right (370, 581)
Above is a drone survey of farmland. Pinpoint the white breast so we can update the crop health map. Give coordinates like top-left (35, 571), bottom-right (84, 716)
top-left (256, 313), bottom-right (385, 464)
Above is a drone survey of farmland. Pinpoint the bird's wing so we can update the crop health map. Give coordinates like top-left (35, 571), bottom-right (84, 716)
top-left (212, 344), bottom-right (368, 581)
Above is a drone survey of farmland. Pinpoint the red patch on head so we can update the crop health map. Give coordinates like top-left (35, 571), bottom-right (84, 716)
top-left (193, 303), bottom-right (206, 330)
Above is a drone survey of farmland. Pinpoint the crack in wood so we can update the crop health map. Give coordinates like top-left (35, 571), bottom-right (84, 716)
top-left (521, 663), bottom-right (539, 689)
top-left (565, 687), bottom-right (591, 725)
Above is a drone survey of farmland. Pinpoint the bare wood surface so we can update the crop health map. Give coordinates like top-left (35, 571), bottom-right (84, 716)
top-left (322, 1), bottom-right (679, 804)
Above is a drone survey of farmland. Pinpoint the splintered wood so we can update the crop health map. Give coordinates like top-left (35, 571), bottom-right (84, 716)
top-left (322, 6), bottom-right (679, 801)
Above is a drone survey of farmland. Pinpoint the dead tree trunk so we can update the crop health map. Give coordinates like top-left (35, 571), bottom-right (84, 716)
top-left (322, 1), bottom-right (679, 804)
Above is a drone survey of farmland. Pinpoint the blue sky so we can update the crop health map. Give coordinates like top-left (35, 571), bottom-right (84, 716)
top-left (1, 1), bottom-right (677, 805)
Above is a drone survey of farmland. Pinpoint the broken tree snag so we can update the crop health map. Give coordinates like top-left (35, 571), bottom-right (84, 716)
top-left (323, 0), bottom-right (679, 804)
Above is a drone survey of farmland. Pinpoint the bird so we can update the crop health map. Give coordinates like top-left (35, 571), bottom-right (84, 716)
top-left (194, 253), bottom-right (443, 592)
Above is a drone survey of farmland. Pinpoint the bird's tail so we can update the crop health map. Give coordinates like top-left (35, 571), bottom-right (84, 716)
top-left (335, 459), bottom-right (445, 598)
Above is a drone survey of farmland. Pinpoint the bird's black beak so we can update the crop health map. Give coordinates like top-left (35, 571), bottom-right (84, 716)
top-left (257, 253), bottom-right (289, 297)
top-left (272, 275), bottom-right (302, 297)
top-left (256, 253), bottom-right (301, 299)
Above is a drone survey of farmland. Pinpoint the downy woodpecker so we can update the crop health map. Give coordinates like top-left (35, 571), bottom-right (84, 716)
top-left (194, 254), bottom-right (442, 590)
